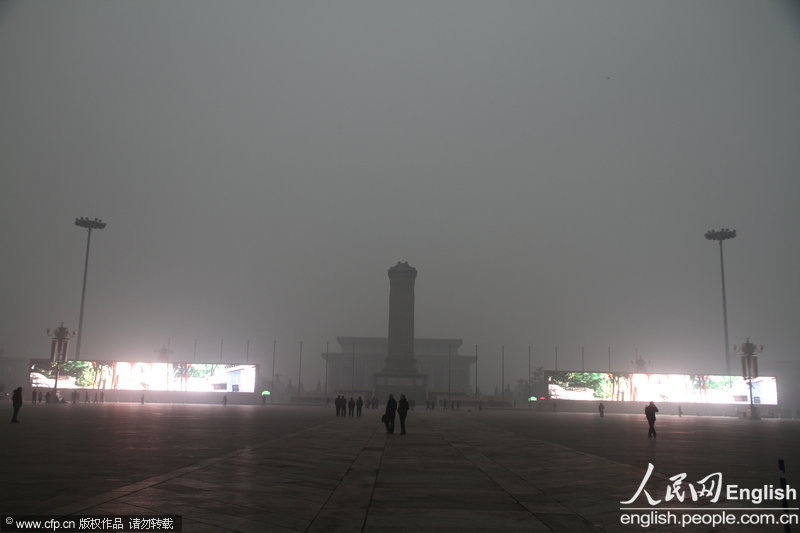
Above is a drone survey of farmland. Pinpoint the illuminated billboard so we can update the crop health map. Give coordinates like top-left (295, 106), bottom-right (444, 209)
top-left (546, 371), bottom-right (777, 405)
top-left (30, 360), bottom-right (257, 393)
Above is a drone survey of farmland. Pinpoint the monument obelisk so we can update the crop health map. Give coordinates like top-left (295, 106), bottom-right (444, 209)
top-left (374, 261), bottom-right (427, 401)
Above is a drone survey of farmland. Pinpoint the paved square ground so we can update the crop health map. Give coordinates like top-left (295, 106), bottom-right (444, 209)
top-left (3, 402), bottom-right (798, 532)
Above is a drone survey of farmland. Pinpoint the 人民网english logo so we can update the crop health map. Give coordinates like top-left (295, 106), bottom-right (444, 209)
top-left (618, 463), bottom-right (799, 529)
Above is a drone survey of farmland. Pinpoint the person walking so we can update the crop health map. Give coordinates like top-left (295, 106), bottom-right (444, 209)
top-left (645, 401), bottom-right (659, 438)
top-left (356, 396), bottom-right (364, 417)
top-left (397, 394), bottom-right (410, 435)
top-left (11, 387), bottom-right (23, 423)
top-left (384, 393), bottom-right (397, 434)
top-left (598, 402), bottom-right (605, 418)
top-left (348, 397), bottom-right (355, 417)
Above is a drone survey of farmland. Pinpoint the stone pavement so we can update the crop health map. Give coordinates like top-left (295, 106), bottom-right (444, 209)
top-left (25, 407), bottom-right (789, 533)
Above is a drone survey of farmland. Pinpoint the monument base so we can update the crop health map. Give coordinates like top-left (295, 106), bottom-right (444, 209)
top-left (374, 372), bottom-right (427, 404)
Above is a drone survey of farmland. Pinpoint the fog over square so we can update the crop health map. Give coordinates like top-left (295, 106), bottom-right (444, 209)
top-left (1, 1), bottom-right (798, 394)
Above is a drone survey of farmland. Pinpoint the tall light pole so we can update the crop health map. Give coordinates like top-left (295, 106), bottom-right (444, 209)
top-left (474, 344), bottom-right (478, 400)
top-left (271, 339), bottom-right (276, 403)
top-left (297, 341), bottom-right (303, 396)
top-left (351, 341), bottom-right (356, 396)
top-left (501, 345), bottom-right (505, 404)
top-left (324, 341), bottom-right (329, 397)
top-left (74, 217), bottom-right (106, 361)
top-left (705, 228), bottom-right (736, 375)
top-left (528, 346), bottom-right (532, 409)
top-left (447, 343), bottom-right (452, 402)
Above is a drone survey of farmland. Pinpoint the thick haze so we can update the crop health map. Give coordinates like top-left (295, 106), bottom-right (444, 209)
top-left (2, 1), bottom-right (799, 392)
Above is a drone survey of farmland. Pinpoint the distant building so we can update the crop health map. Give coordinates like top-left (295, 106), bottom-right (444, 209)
top-left (322, 337), bottom-right (475, 400)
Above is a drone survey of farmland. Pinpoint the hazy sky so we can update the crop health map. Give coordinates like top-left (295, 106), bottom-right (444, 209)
top-left (2, 1), bottom-right (799, 392)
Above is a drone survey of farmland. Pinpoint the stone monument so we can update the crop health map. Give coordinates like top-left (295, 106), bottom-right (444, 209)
top-left (374, 262), bottom-right (428, 402)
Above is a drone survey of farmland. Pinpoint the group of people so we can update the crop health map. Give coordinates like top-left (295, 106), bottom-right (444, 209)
top-left (382, 393), bottom-right (410, 435)
top-left (29, 389), bottom-right (63, 404)
top-left (69, 390), bottom-right (105, 404)
top-left (330, 393), bottom-right (411, 434)
top-left (333, 395), bottom-right (364, 417)
top-left (425, 399), bottom-right (457, 411)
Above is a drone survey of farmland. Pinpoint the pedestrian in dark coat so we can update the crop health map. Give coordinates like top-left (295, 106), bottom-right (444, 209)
top-left (398, 394), bottom-right (410, 435)
top-left (384, 394), bottom-right (397, 434)
top-left (11, 387), bottom-right (23, 423)
top-left (645, 401), bottom-right (658, 438)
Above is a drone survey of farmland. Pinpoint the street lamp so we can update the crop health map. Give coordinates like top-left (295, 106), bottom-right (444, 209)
top-left (47, 323), bottom-right (75, 400)
top-left (155, 341), bottom-right (173, 362)
top-left (734, 338), bottom-right (763, 420)
top-left (155, 342), bottom-right (174, 391)
top-left (705, 228), bottom-right (736, 375)
top-left (74, 217), bottom-right (106, 361)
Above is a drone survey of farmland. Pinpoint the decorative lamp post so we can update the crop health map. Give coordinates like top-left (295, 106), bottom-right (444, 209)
top-left (705, 228), bottom-right (736, 375)
top-left (74, 217), bottom-right (106, 361)
top-left (155, 342), bottom-right (173, 362)
top-left (155, 341), bottom-right (173, 391)
top-left (47, 323), bottom-right (75, 400)
top-left (734, 338), bottom-right (763, 420)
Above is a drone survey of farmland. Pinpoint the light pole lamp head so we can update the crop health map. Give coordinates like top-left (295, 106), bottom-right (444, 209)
top-left (48, 322), bottom-right (75, 362)
top-left (705, 228), bottom-right (736, 242)
top-left (735, 338), bottom-right (764, 357)
top-left (47, 322), bottom-right (75, 339)
top-left (75, 217), bottom-right (107, 230)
